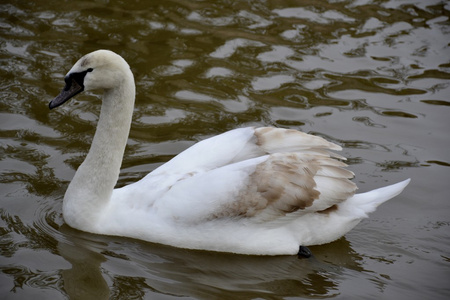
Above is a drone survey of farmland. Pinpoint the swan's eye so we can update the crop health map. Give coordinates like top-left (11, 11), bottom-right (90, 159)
top-left (63, 69), bottom-right (92, 91)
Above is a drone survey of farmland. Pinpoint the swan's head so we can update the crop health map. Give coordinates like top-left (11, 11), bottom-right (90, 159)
top-left (49, 50), bottom-right (132, 109)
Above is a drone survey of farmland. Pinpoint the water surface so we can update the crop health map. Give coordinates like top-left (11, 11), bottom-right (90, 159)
top-left (1, 0), bottom-right (449, 299)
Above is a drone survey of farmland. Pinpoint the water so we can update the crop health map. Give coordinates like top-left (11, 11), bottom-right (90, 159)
top-left (1, 0), bottom-right (449, 299)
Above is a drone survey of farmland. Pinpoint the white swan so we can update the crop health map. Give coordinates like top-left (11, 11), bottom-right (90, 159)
top-left (49, 50), bottom-right (410, 256)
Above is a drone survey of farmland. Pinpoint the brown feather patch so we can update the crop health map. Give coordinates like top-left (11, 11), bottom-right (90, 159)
top-left (205, 128), bottom-right (356, 222)
top-left (233, 153), bottom-right (323, 219)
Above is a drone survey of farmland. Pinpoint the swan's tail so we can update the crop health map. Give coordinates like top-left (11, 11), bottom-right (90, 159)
top-left (342, 179), bottom-right (411, 217)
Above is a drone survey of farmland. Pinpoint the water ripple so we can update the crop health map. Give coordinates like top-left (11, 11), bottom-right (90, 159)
top-left (0, 0), bottom-right (449, 299)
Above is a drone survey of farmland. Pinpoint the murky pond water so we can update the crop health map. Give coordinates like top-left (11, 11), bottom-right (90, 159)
top-left (1, 0), bottom-right (449, 299)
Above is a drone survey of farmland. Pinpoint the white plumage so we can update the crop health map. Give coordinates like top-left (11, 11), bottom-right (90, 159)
top-left (49, 50), bottom-right (410, 255)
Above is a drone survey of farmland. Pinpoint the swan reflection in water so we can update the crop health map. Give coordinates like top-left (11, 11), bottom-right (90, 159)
top-left (58, 223), bottom-right (366, 299)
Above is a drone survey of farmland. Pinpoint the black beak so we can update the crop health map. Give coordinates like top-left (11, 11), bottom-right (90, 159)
top-left (49, 68), bottom-right (93, 109)
top-left (49, 77), bottom-right (84, 109)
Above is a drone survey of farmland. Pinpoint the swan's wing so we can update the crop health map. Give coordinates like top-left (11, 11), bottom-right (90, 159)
top-left (154, 150), bottom-right (356, 225)
top-left (115, 127), bottom-right (350, 214)
top-left (148, 127), bottom-right (343, 177)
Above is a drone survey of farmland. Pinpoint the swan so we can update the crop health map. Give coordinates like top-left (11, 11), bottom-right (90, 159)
top-left (49, 50), bottom-right (410, 256)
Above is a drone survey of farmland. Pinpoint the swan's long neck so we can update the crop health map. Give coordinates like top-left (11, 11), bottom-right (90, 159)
top-left (63, 70), bottom-right (135, 231)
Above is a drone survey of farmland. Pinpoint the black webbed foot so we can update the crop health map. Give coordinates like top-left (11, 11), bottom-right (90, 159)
top-left (298, 245), bottom-right (312, 258)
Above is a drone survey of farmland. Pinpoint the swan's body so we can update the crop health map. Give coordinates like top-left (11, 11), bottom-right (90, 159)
top-left (50, 50), bottom-right (410, 255)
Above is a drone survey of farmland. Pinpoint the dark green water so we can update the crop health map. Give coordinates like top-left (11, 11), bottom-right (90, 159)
top-left (1, 0), bottom-right (449, 299)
